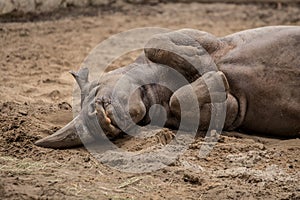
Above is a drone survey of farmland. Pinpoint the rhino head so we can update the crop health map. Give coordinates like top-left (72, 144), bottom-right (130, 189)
top-left (35, 65), bottom-right (147, 149)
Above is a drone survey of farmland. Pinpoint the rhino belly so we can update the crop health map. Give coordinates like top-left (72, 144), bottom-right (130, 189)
top-left (242, 86), bottom-right (300, 136)
top-left (222, 66), bottom-right (300, 137)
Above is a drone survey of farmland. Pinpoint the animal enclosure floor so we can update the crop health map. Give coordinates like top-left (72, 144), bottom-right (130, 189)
top-left (0, 2), bottom-right (300, 199)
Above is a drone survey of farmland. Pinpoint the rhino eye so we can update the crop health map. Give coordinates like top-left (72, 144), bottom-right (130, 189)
top-left (103, 101), bottom-right (111, 107)
top-left (102, 97), bottom-right (111, 107)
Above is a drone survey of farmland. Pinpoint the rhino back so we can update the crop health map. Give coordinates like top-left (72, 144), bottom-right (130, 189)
top-left (217, 26), bottom-right (300, 136)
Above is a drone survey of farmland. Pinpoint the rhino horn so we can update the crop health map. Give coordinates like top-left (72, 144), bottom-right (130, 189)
top-left (70, 68), bottom-right (89, 90)
top-left (35, 115), bottom-right (83, 149)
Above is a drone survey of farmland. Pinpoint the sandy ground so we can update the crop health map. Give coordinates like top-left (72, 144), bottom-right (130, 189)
top-left (1, 2), bottom-right (300, 199)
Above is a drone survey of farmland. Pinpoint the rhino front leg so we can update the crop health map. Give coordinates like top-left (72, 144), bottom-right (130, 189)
top-left (144, 29), bottom-right (222, 83)
top-left (169, 71), bottom-right (239, 131)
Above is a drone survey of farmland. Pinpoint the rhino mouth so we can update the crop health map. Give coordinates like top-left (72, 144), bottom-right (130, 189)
top-left (95, 97), bottom-right (125, 138)
top-left (104, 109), bottom-right (123, 133)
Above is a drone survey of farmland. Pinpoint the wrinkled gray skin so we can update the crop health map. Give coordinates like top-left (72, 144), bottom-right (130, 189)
top-left (35, 26), bottom-right (300, 149)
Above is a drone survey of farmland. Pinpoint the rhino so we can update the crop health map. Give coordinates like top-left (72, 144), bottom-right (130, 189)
top-left (35, 26), bottom-right (300, 149)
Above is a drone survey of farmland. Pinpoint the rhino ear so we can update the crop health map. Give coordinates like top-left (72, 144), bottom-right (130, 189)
top-left (70, 68), bottom-right (89, 90)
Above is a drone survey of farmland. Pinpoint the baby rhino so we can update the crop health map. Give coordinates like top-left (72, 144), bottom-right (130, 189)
top-left (35, 26), bottom-right (300, 149)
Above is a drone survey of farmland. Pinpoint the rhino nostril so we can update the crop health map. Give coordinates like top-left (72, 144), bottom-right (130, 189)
top-left (95, 96), bottom-right (111, 108)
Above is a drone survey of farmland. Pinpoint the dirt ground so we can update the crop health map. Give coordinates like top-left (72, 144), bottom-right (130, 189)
top-left (1, 2), bottom-right (300, 200)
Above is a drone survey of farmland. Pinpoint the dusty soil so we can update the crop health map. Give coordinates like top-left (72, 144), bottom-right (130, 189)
top-left (1, 2), bottom-right (300, 199)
